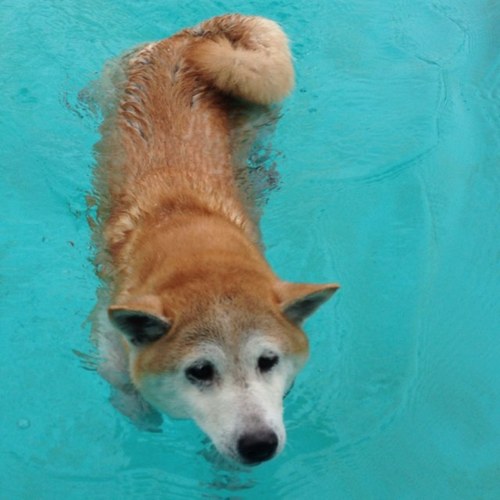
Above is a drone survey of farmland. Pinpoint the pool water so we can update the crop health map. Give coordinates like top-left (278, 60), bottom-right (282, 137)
top-left (1, 0), bottom-right (499, 498)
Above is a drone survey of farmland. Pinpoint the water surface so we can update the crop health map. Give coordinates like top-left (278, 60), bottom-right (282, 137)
top-left (1, 0), bottom-right (499, 498)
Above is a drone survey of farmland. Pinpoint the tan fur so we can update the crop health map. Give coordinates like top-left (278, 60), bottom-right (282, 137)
top-left (93, 14), bottom-right (338, 384)
top-left (186, 16), bottom-right (294, 104)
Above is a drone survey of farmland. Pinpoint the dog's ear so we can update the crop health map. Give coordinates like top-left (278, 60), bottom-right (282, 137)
top-left (108, 295), bottom-right (172, 346)
top-left (275, 282), bottom-right (340, 325)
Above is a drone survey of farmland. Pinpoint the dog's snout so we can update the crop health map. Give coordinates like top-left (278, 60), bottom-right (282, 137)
top-left (237, 430), bottom-right (278, 464)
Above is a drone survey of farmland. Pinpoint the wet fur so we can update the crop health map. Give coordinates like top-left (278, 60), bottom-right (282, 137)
top-left (91, 14), bottom-right (338, 463)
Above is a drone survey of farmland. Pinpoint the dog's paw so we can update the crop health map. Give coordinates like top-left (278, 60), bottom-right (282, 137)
top-left (110, 387), bottom-right (163, 432)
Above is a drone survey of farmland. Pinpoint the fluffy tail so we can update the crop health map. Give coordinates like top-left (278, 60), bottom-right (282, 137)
top-left (186, 14), bottom-right (294, 105)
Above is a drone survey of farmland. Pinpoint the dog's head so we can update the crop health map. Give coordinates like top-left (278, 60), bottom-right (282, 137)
top-left (109, 280), bottom-right (338, 464)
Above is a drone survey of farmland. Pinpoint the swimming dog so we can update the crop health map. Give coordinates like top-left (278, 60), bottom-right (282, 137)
top-left (91, 14), bottom-right (339, 465)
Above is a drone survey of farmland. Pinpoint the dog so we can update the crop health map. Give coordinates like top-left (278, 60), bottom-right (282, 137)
top-left (90, 14), bottom-right (339, 465)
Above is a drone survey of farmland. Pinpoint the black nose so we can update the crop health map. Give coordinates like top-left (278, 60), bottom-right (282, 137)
top-left (237, 431), bottom-right (278, 464)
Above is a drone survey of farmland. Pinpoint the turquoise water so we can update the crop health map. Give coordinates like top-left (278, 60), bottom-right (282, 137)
top-left (1, 0), bottom-right (499, 498)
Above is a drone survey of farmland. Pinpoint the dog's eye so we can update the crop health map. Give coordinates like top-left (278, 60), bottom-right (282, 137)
top-left (258, 354), bottom-right (279, 373)
top-left (185, 362), bottom-right (215, 384)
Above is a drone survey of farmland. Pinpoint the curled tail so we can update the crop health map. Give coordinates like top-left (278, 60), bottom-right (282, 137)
top-left (185, 14), bottom-right (294, 105)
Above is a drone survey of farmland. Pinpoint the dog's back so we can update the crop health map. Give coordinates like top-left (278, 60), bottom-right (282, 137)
top-left (94, 14), bottom-right (294, 270)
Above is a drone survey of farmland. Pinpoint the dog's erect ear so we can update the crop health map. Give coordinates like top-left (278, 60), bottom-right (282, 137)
top-left (275, 282), bottom-right (340, 325)
top-left (108, 295), bottom-right (171, 346)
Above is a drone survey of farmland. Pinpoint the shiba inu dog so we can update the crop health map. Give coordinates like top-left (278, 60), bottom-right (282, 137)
top-left (91, 14), bottom-right (339, 465)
